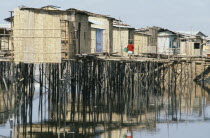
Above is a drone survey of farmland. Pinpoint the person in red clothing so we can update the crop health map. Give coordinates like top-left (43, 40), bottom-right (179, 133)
top-left (127, 41), bottom-right (134, 58)
top-left (127, 41), bottom-right (134, 54)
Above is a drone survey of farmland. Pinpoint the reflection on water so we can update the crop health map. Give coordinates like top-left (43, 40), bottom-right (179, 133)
top-left (0, 61), bottom-right (210, 138)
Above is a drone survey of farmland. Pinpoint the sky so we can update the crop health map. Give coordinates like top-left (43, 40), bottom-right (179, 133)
top-left (0, 0), bottom-right (210, 35)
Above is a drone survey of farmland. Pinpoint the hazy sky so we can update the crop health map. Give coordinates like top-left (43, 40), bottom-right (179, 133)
top-left (1, 0), bottom-right (210, 35)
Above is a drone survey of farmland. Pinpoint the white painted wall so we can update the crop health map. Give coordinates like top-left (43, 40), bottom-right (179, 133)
top-left (158, 31), bottom-right (178, 55)
top-left (158, 37), bottom-right (171, 54)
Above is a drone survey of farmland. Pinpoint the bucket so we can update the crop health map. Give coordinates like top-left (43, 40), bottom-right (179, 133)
top-left (124, 47), bottom-right (128, 52)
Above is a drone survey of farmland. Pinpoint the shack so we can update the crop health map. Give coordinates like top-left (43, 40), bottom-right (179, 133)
top-left (136, 26), bottom-right (158, 54)
top-left (7, 6), bottom-right (91, 63)
top-left (179, 33), bottom-right (204, 56)
top-left (112, 22), bottom-right (134, 56)
top-left (89, 14), bottom-right (115, 54)
top-left (134, 31), bottom-right (151, 54)
top-left (158, 29), bottom-right (181, 55)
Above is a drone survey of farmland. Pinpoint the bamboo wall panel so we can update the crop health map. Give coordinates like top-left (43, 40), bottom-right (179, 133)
top-left (113, 27), bottom-right (128, 56)
top-left (13, 9), bottom-right (61, 63)
top-left (134, 34), bottom-right (149, 54)
top-left (180, 42), bottom-right (197, 56)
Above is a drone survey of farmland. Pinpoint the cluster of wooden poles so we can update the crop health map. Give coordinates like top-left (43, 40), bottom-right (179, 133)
top-left (0, 57), bottom-right (208, 138)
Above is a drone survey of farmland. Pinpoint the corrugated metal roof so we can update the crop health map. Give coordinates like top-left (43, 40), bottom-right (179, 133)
top-left (177, 31), bottom-right (200, 36)
top-left (5, 5), bottom-right (118, 22)
top-left (41, 5), bottom-right (64, 10)
top-left (137, 26), bottom-right (162, 32)
top-left (113, 24), bottom-right (134, 29)
top-left (67, 8), bottom-right (117, 20)
top-left (89, 19), bottom-right (103, 25)
top-left (176, 31), bottom-right (200, 40)
top-left (135, 32), bottom-right (151, 36)
top-left (177, 31), bottom-right (207, 37)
